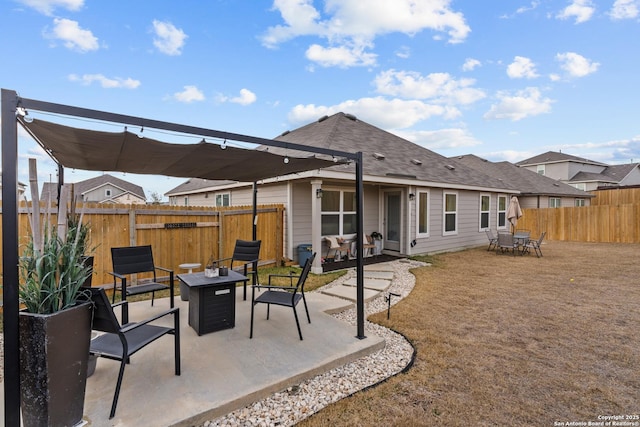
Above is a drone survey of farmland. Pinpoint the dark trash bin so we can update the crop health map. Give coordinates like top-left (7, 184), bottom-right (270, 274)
top-left (297, 244), bottom-right (313, 266)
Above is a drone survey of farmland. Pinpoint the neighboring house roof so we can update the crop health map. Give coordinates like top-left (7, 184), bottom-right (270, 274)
top-left (569, 171), bottom-right (618, 184)
top-left (516, 151), bottom-right (608, 167)
top-left (41, 174), bottom-right (146, 202)
top-left (166, 178), bottom-right (236, 196)
top-left (267, 113), bottom-right (515, 191)
top-left (454, 154), bottom-right (593, 197)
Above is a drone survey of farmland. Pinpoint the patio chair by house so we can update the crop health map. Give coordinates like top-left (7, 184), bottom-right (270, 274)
top-left (496, 232), bottom-right (519, 256)
top-left (523, 231), bottom-right (546, 257)
top-left (210, 239), bottom-right (261, 300)
top-left (250, 252), bottom-right (316, 341)
top-left (87, 287), bottom-right (180, 419)
top-left (485, 230), bottom-right (498, 251)
top-left (110, 245), bottom-right (175, 325)
top-left (324, 236), bottom-right (350, 261)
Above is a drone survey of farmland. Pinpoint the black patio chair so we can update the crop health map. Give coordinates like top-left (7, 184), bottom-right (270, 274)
top-left (523, 231), bottom-right (546, 257)
top-left (109, 245), bottom-right (175, 323)
top-left (250, 252), bottom-right (316, 341)
top-left (211, 239), bottom-right (261, 300)
top-left (87, 287), bottom-right (180, 419)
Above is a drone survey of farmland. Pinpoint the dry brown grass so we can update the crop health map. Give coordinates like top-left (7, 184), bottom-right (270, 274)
top-left (300, 241), bottom-right (640, 426)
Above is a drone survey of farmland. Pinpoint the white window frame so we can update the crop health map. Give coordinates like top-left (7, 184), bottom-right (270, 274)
top-left (215, 192), bottom-right (230, 207)
top-left (321, 189), bottom-right (357, 236)
top-left (184, 196), bottom-right (189, 206)
top-left (442, 191), bottom-right (458, 236)
top-left (575, 198), bottom-right (586, 207)
top-left (537, 164), bottom-right (545, 175)
top-left (105, 189), bottom-right (112, 197)
top-left (479, 193), bottom-right (491, 231)
top-left (497, 195), bottom-right (508, 230)
top-left (416, 190), bottom-right (429, 237)
top-left (549, 197), bottom-right (561, 208)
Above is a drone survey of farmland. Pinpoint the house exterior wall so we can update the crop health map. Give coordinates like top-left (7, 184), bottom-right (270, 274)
top-left (518, 195), bottom-right (590, 208)
top-left (83, 184), bottom-right (123, 202)
top-left (111, 193), bottom-right (146, 204)
top-left (620, 167), bottom-right (640, 186)
top-left (567, 162), bottom-right (604, 180)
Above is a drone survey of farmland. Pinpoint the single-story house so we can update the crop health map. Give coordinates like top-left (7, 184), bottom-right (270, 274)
top-left (516, 151), bottom-right (640, 191)
top-left (41, 173), bottom-right (146, 204)
top-left (167, 112), bottom-right (520, 272)
top-left (454, 154), bottom-right (594, 208)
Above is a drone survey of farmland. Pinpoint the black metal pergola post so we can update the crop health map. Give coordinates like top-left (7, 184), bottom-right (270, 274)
top-left (1, 88), bottom-right (367, 425)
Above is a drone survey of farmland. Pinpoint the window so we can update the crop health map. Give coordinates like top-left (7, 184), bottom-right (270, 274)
top-left (443, 192), bottom-right (457, 235)
top-left (497, 195), bottom-right (507, 229)
top-left (105, 189), bottom-right (112, 197)
top-left (479, 194), bottom-right (490, 231)
top-left (215, 193), bottom-right (230, 207)
top-left (549, 197), bottom-right (561, 208)
top-left (184, 196), bottom-right (189, 206)
top-left (572, 183), bottom-right (586, 191)
top-left (537, 165), bottom-right (545, 175)
top-left (575, 198), bottom-right (586, 207)
top-left (321, 190), bottom-right (356, 236)
top-left (417, 191), bottom-right (429, 236)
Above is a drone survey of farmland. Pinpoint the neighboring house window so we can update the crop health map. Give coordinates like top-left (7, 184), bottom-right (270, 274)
top-left (575, 198), bottom-right (586, 207)
top-left (549, 197), bottom-right (561, 208)
top-left (105, 189), bottom-right (112, 197)
top-left (572, 183), bottom-right (586, 191)
top-left (417, 190), bottom-right (429, 236)
top-left (497, 195), bottom-right (507, 229)
top-left (184, 196), bottom-right (189, 206)
top-left (443, 192), bottom-right (458, 235)
top-left (215, 193), bottom-right (230, 207)
top-left (479, 194), bottom-right (490, 231)
top-left (321, 190), bottom-right (356, 235)
top-left (537, 165), bottom-right (545, 175)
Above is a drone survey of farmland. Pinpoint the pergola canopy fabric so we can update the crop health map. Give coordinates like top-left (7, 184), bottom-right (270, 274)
top-left (20, 118), bottom-right (343, 182)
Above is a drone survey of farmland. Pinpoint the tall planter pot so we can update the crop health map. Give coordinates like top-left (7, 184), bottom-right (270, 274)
top-left (19, 301), bottom-right (92, 427)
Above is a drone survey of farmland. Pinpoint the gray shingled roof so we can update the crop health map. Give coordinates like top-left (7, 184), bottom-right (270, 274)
top-left (454, 154), bottom-right (593, 197)
top-left (267, 113), bottom-right (515, 191)
top-left (40, 173), bottom-right (145, 201)
top-left (516, 151), bottom-right (607, 167)
top-left (166, 178), bottom-right (236, 195)
top-left (569, 171), bottom-right (618, 183)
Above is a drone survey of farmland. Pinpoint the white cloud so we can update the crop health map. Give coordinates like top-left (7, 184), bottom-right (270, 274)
top-left (306, 43), bottom-right (377, 68)
top-left (557, 0), bottom-right (595, 24)
top-left (230, 89), bottom-right (257, 106)
top-left (47, 18), bottom-right (98, 52)
top-left (373, 69), bottom-right (486, 106)
top-left (173, 86), bottom-right (205, 103)
top-left (462, 58), bottom-right (481, 71)
top-left (556, 52), bottom-right (599, 77)
top-left (68, 74), bottom-right (140, 89)
top-left (392, 128), bottom-right (482, 150)
top-left (262, 0), bottom-right (470, 68)
top-left (507, 56), bottom-right (539, 79)
top-left (395, 46), bottom-right (411, 59)
top-left (609, 0), bottom-right (639, 19)
top-left (484, 87), bottom-right (554, 121)
top-left (516, 1), bottom-right (540, 14)
top-left (18, 0), bottom-right (83, 16)
top-left (288, 97), bottom-right (460, 130)
top-left (152, 20), bottom-right (187, 56)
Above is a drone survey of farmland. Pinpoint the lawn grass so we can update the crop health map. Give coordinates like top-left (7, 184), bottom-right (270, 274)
top-left (299, 241), bottom-right (640, 426)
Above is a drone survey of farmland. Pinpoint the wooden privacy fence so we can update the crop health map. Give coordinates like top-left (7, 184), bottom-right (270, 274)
top-left (1, 202), bottom-right (284, 288)
top-left (518, 205), bottom-right (640, 243)
top-left (590, 187), bottom-right (640, 206)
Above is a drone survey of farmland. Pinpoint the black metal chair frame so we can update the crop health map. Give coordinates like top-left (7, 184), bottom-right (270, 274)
top-left (86, 287), bottom-right (180, 419)
top-left (250, 252), bottom-right (315, 340)
top-left (109, 245), bottom-right (175, 323)
top-left (211, 239), bottom-right (261, 300)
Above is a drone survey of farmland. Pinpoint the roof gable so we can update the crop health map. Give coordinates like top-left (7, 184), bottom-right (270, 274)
top-left (517, 151), bottom-right (607, 167)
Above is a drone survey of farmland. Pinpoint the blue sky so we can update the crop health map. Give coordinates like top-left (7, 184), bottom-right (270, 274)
top-left (2, 0), bottom-right (639, 200)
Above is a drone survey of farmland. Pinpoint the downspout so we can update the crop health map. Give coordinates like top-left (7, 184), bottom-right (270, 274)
top-left (355, 152), bottom-right (366, 339)
top-left (310, 180), bottom-right (322, 274)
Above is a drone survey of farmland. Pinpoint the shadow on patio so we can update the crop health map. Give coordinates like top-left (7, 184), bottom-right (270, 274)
top-left (78, 289), bottom-right (383, 426)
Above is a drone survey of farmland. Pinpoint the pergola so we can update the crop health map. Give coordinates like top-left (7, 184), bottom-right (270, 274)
top-left (1, 88), bottom-right (368, 426)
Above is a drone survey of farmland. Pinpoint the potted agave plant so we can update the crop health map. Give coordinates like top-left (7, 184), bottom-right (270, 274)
top-left (18, 160), bottom-right (93, 427)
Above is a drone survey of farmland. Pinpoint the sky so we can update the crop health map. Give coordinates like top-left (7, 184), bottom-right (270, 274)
top-left (2, 0), bottom-right (639, 201)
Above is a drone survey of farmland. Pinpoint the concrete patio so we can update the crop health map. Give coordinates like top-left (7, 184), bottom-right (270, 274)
top-left (2, 285), bottom-right (385, 426)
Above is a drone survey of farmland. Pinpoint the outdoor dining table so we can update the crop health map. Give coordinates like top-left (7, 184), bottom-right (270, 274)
top-left (177, 270), bottom-right (248, 336)
top-left (513, 231), bottom-right (530, 247)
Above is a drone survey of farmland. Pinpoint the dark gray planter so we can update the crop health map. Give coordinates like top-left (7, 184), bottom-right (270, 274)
top-left (19, 302), bottom-right (92, 427)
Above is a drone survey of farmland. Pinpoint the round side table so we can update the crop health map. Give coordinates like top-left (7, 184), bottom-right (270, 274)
top-left (178, 263), bottom-right (201, 301)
